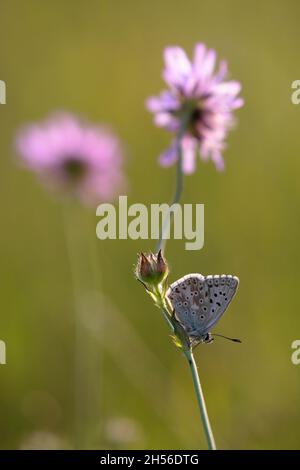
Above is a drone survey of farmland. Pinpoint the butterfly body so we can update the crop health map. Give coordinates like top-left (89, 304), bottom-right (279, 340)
top-left (167, 273), bottom-right (239, 347)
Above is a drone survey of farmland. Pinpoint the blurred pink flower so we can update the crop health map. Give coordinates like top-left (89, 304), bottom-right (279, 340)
top-left (146, 43), bottom-right (244, 173)
top-left (16, 112), bottom-right (126, 205)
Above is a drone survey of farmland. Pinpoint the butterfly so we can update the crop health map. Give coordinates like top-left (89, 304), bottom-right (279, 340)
top-left (166, 273), bottom-right (239, 348)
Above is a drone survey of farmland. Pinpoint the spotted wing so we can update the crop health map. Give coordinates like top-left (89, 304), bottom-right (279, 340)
top-left (166, 273), bottom-right (239, 340)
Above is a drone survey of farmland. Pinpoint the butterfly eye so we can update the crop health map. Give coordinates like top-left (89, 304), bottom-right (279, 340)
top-left (194, 291), bottom-right (198, 296)
top-left (183, 301), bottom-right (188, 306)
top-left (200, 314), bottom-right (205, 319)
top-left (199, 299), bottom-right (203, 304)
top-left (203, 306), bottom-right (207, 312)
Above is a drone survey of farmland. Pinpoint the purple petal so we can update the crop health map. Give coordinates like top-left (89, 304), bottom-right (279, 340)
top-left (214, 60), bottom-right (228, 83)
top-left (159, 144), bottom-right (177, 167)
top-left (214, 80), bottom-right (242, 96)
top-left (181, 137), bottom-right (197, 174)
top-left (201, 49), bottom-right (217, 79)
top-left (230, 97), bottom-right (244, 109)
top-left (211, 151), bottom-right (225, 171)
top-left (146, 91), bottom-right (179, 113)
top-left (163, 46), bottom-right (192, 89)
top-left (154, 112), bottom-right (179, 131)
top-left (193, 43), bottom-right (206, 70)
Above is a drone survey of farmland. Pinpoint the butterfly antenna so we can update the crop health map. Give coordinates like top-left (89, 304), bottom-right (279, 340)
top-left (213, 333), bottom-right (242, 343)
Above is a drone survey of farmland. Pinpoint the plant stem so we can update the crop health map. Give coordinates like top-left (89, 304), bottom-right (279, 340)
top-left (153, 286), bottom-right (174, 333)
top-left (157, 116), bottom-right (189, 254)
top-left (62, 203), bottom-right (101, 449)
top-left (155, 286), bottom-right (216, 450)
top-left (184, 349), bottom-right (216, 450)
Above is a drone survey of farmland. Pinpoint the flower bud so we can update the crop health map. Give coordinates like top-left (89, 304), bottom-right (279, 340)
top-left (135, 249), bottom-right (169, 288)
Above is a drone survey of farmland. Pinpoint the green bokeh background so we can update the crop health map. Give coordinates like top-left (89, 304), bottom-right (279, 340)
top-left (0, 0), bottom-right (300, 450)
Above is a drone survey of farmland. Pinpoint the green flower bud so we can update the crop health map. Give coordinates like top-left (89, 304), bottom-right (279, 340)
top-left (135, 249), bottom-right (169, 288)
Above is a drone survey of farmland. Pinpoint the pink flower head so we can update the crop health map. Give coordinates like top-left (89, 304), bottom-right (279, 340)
top-left (16, 112), bottom-right (126, 205)
top-left (146, 43), bottom-right (244, 173)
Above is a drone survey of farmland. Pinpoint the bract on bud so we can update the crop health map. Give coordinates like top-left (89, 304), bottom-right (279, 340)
top-left (135, 249), bottom-right (169, 288)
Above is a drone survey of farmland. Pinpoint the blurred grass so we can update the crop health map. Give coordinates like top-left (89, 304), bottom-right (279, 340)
top-left (1, 0), bottom-right (300, 449)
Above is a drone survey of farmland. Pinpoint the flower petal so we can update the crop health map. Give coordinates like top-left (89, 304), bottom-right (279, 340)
top-left (214, 80), bottom-right (242, 97)
top-left (181, 137), bottom-right (197, 174)
top-left (154, 112), bottom-right (178, 130)
top-left (201, 49), bottom-right (217, 79)
top-left (159, 144), bottom-right (178, 167)
top-left (163, 46), bottom-right (192, 89)
top-left (193, 43), bottom-right (206, 70)
top-left (211, 150), bottom-right (225, 171)
top-left (146, 91), bottom-right (179, 113)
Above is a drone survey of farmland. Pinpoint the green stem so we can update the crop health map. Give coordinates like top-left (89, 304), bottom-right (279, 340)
top-left (62, 203), bottom-right (101, 449)
top-left (184, 350), bottom-right (216, 450)
top-left (154, 114), bottom-right (216, 450)
top-left (154, 287), bottom-right (174, 333)
top-left (157, 116), bottom-right (189, 254)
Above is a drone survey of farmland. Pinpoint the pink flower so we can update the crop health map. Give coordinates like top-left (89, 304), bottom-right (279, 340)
top-left (146, 44), bottom-right (244, 173)
top-left (16, 112), bottom-right (126, 205)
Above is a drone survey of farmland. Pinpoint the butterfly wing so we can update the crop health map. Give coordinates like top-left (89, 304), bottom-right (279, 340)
top-left (167, 273), bottom-right (239, 341)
